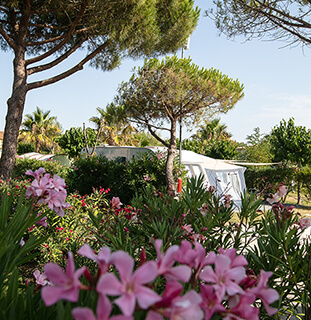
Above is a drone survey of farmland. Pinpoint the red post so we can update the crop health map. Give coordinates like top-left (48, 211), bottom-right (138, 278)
top-left (177, 178), bottom-right (182, 193)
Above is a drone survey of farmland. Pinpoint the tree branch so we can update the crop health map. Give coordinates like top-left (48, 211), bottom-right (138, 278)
top-left (25, 0), bottom-right (89, 66)
top-left (0, 24), bottom-right (16, 50)
top-left (147, 124), bottom-right (169, 148)
top-left (26, 40), bottom-right (109, 91)
top-left (26, 34), bottom-right (65, 46)
top-left (27, 38), bottom-right (85, 75)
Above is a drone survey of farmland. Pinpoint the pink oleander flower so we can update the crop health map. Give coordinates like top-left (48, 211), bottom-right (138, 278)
top-left (199, 284), bottom-right (226, 320)
top-left (175, 241), bottom-right (215, 272)
top-left (157, 152), bottom-right (164, 160)
top-left (97, 251), bottom-right (161, 316)
top-left (25, 167), bottom-right (46, 180)
top-left (78, 243), bottom-right (112, 275)
top-left (33, 270), bottom-right (48, 286)
top-left (26, 173), bottom-right (53, 198)
top-left (226, 292), bottom-right (259, 320)
top-left (25, 168), bottom-right (70, 216)
top-left (51, 175), bottom-right (66, 191)
top-left (298, 217), bottom-right (311, 230)
top-left (72, 294), bottom-right (132, 320)
top-left (248, 270), bottom-right (279, 316)
top-left (147, 288), bottom-right (203, 320)
top-left (154, 239), bottom-right (191, 282)
top-left (41, 252), bottom-right (86, 306)
top-left (218, 248), bottom-right (248, 268)
top-left (200, 253), bottom-right (246, 301)
top-left (143, 174), bottom-right (151, 181)
top-left (111, 197), bottom-right (123, 209)
top-left (45, 189), bottom-right (70, 217)
top-left (182, 224), bottom-right (193, 234)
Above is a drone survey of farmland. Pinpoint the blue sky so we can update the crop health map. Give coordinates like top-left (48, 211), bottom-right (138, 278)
top-left (1, 0), bottom-right (311, 142)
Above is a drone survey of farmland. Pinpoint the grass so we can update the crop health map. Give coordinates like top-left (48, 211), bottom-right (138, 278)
top-left (284, 192), bottom-right (311, 217)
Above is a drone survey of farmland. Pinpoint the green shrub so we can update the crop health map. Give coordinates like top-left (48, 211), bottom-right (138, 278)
top-left (13, 157), bottom-right (69, 180)
top-left (297, 165), bottom-right (311, 200)
top-left (66, 155), bottom-right (127, 199)
top-left (244, 165), bottom-right (295, 194)
top-left (67, 152), bottom-right (185, 203)
top-left (17, 142), bottom-right (35, 154)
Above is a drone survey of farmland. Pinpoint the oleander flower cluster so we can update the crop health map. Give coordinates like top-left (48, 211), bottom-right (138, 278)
top-left (39, 240), bottom-right (279, 320)
top-left (25, 167), bottom-right (70, 216)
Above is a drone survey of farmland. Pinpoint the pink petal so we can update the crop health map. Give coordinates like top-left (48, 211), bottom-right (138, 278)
top-left (132, 261), bottom-right (158, 284)
top-left (200, 266), bottom-right (218, 283)
top-left (166, 265), bottom-right (191, 282)
top-left (224, 280), bottom-right (244, 296)
top-left (66, 252), bottom-right (75, 278)
top-left (97, 273), bottom-right (123, 295)
top-left (44, 263), bottom-right (67, 285)
top-left (41, 286), bottom-right (68, 306)
top-left (112, 251), bottom-right (134, 282)
top-left (135, 286), bottom-right (161, 309)
top-left (146, 311), bottom-right (163, 320)
top-left (114, 293), bottom-right (136, 316)
top-left (154, 239), bottom-right (163, 258)
top-left (78, 244), bottom-right (97, 261)
top-left (214, 255), bottom-right (231, 275)
top-left (161, 245), bottom-right (179, 269)
top-left (97, 294), bottom-right (112, 320)
top-left (226, 266), bottom-right (246, 283)
top-left (72, 307), bottom-right (96, 320)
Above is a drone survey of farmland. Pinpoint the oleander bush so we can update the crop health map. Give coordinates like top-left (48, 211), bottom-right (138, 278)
top-left (1, 167), bottom-right (311, 319)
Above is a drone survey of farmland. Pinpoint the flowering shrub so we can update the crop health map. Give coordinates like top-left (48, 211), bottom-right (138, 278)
top-left (38, 240), bottom-right (279, 320)
top-left (2, 168), bottom-right (311, 319)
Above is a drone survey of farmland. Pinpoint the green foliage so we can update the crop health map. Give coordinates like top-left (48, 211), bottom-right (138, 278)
top-left (270, 118), bottom-right (311, 166)
top-left (236, 127), bottom-right (272, 163)
top-left (118, 56), bottom-right (243, 186)
top-left (182, 138), bottom-right (238, 159)
top-left (19, 107), bottom-right (62, 153)
top-left (120, 55), bottom-right (244, 133)
top-left (13, 158), bottom-right (69, 181)
top-left (295, 166), bottom-right (311, 200)
top-left (89, 103), bottom-right (138, 146)
top-left (244, 165), bottom-right (295, 194)
top-left (58, 127), bottom-right (97, 159)
top-left (67, 152), bottom-right (184, 204)
top-left (2, 167), bottom-right (311, 318)
top-left (17, 142), bottom-right (36, 155)
top-left (207, 0), bottom-right (311, 48)
top-left (66, 155), bottom-right (127, 199)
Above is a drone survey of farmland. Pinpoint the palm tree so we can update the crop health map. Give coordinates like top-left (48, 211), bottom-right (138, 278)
top-left (90, 103), bottom-right (138, 146)
top-left (193, 118), bottom-right (232, 141)
top-left (19, 107), bottom-right (62, 153)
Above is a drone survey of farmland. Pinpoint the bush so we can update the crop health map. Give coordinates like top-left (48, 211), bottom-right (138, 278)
top-left (244, 165), bottom-right (295, 194)
top-left (296, 165), bottom-right (311, 200)
top-left (17, 142), bottom-right (35, 154)
top-left (2, 167), bottom-right (311, 319)
top-left (13, 157), bottom-right (69, 180)
top-left (67, 152), bottom-right (185, 204)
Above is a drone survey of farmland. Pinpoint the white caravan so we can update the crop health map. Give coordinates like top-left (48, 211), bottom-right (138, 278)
top-left (81, 146), bottom-right (246, 206)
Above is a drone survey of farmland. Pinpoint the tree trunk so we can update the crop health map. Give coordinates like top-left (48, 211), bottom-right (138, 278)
top-left (165, 120), bottom-right (177, 189)
top-left (0, 49), bottom-right (27, 180)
